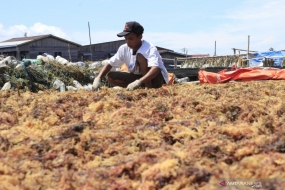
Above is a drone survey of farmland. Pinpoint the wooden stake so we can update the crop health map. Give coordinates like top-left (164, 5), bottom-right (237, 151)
top-left (88, 22), bottom-right (93, 61)
top-left (214, 41), bottom-right (216, 56)
top-left (174, 57), bottom-right (177, 68)
top-left (68, 43), bottom-right (72, 62)
top-left (247, 35), bottom-right (250, 59)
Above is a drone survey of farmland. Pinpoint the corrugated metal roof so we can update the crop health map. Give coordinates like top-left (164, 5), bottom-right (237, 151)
top-left (156, 46), bottom-right (174, 52)
top-left (0, 40), bottom-right (31, 48)
top-left (82, 39), bottom-right (125, 46)
top-left (0, 34), bottom-right (82, 47)
top-left (1, 35), bottom-right (49, 43)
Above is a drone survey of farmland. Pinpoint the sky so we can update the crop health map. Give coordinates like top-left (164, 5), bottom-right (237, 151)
top-left (1, 0), bottom-right (284, 56)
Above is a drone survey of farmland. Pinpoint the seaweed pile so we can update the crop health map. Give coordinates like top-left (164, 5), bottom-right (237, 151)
top-left (1, 81), bottom-right (285, 189)
top-left (181, 55), bottom-right (241, 68)
top-left (0, 56), bottom-right (105, 92)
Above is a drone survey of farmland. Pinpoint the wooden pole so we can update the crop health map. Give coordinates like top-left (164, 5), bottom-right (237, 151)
top-left (16, 46), bottom-right (20, 60)
top-left (68, 43), bottom-right (72, 62)
top-left (174, 57), bottom-right (177, 69)
top-left (247, 35), bottom-right (250, 59)
top-left (214, 41), bottom-right (216, 56)
top-left (247, 35), bottom-right (250, 67)
top-left (88, 22), bottom-right (93, 61)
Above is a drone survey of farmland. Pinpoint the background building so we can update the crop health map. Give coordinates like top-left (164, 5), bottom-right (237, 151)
top-left (0, 34), bottom-right (192, 67)
top-left (80, 40), bottom-right (126, 61)
top-left (0, 34), bottom-right (81, 62)
top-left (81, 40), bottom-right (188, 67)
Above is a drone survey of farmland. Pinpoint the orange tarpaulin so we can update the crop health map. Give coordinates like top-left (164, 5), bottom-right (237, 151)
top-left (199, 67), bottom-right (285, 84)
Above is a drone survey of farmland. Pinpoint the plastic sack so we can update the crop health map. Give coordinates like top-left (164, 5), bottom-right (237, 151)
top-left (0, 56), bottom-right (12, 66)
top-left (56, 56), bottom-right (69, 65)
top-left (76, 62), bottom-right (86, 67)
top-left (0, 60), bottom-right (8, 68)
top-left (66, 86), bottom-right (78, 91)
top-left (83, 84), bottom-right (92, 90)
top-left (52, 79), bottom-right (65, 92)
top-left (46, 54), bottom-right (55, 61)
top-left (89, 62), bottom-right (101, 69)
top-left (1, 81), bottom-right (11, 90)
top-left (37, 55), bottom-right (44, 61)
top-left (101, 59), bottom-right (109, 66)
top-left (176, 77), bottom-right (189, 84)
top-left (73, 80), bottom-right (83, 89)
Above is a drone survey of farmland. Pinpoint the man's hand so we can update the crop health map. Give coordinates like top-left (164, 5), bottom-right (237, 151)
top-left (126, 80), bottom-right (141, 91)
top-left (92, 77), bottom-right (102, 91)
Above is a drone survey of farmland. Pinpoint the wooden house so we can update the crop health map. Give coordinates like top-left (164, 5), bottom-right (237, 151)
top-left (0, 34), bottom-right (81, 61)
top-left (80, 40), bottom-right (126, 61)
top-left (0, 34), bottom-right (193, 67)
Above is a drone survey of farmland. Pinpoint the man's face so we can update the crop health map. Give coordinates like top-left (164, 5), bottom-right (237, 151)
top-left (124, 33), bottom-right (142, 50)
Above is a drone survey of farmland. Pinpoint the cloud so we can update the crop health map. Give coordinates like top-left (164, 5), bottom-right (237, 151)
top-left (225, 0), bottom-right (284, 20)
top-left (143, 31), bottom-right (246, 55)
top-left (145, 0), bottom-right (285, 55)
top-left (0, 22), bottom-right (68, 42)
top-left (221, 0), bottom-right (285, 52)
top-left (29, 23), bottom-right (68, 38)
top-left (1, 1), bottom-right (285, 57)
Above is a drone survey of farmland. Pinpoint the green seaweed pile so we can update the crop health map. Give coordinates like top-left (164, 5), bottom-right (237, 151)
top-left (1, 60), bottom-right (98, 92)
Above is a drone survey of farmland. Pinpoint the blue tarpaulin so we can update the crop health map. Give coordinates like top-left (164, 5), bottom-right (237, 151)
top-left (249, 50), bottom-right (285, 67)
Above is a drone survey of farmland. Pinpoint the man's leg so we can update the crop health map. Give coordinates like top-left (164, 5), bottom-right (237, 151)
top-left (151, 70), bottom-right (166, 88)
top-left (107, 75), bottom-right (128, 87)
top-left (107, 71), bottom-right (141, 87)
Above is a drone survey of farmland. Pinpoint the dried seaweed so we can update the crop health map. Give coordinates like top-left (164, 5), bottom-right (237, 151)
top-left (1, 81), bottom-right (285, 189)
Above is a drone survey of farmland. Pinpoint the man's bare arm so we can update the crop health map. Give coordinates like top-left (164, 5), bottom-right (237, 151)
top-left (137, 53), bottom-right (160, 88)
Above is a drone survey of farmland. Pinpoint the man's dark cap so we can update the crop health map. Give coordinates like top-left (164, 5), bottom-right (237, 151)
top-left (117, 21), bottom-right (144, 37)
